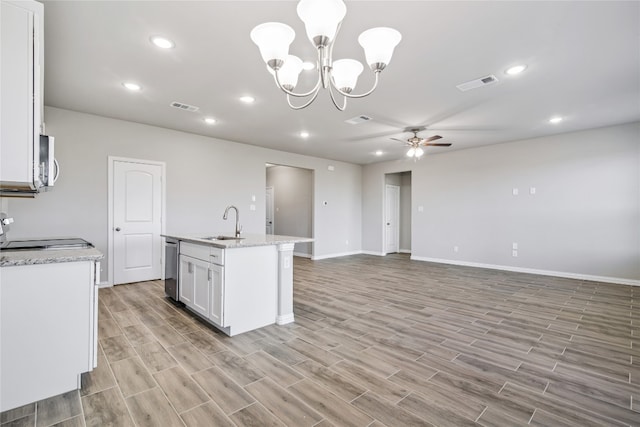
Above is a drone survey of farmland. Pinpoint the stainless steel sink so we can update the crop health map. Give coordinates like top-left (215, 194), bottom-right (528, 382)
top-left (202, 236), bottom-right (244, 241)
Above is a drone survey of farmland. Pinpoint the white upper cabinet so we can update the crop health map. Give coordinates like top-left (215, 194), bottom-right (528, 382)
top-left (0, 0), bottom-right (44, 193)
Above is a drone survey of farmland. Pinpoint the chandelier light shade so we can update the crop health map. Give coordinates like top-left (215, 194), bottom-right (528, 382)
top-left (331, 59), bottom-right (364, 93)
top-left (250, 23), bottom-right (295, 67)
top-left (268, 55), bottom-right (304, 90)
top-left (296, 0), bottom-right (346, 46)
top-left (358, 27), bottom-right (402, 71)
top-left (250, 0), bottom-right (401, 110)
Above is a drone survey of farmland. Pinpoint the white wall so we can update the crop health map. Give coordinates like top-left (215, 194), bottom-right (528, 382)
top-left (4, 107), bottom-right (362, 281)
top-left (266, 165), bottom-right (313, 256)
top-left (363, 122), bottom-right (640, 283)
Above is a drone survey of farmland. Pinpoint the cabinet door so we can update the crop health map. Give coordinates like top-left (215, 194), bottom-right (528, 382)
top-left (191, 258), bottom-right (210, 318)
top-left (179, 255), bottom-right (194, 305)
top-left (209, 264), bottom-right (224, 326)
top-left (0, 0), bottom-right (42, 187)
top-left (1, 261), bottom-right (93, 411)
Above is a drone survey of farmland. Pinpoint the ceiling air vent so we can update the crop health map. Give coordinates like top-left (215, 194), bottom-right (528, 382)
top-left (345, 115), bottom-right (372, 125)
top-left (456, 75), bottom-right (499, 92)
top-left (170, 101), bottom-right (199, 112)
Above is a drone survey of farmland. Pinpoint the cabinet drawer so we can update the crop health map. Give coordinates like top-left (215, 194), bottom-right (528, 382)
top-left (180, 242), bottom-right (224, 265)
top-left (209, 247), bottom-right (224, 265)
top-left (180, 242), bottom-right (211, 262)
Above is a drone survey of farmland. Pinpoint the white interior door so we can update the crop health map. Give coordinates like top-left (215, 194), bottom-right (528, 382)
top-left (385, 184), bottom-right (400, 254)
top-left (266, 186), bottom-right (274, 234)
top-left (113, 160), bottom-right (162, 284)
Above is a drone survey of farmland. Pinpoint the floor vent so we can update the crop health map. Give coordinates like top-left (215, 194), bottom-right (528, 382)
top-left (170, 101), bottom-right (199, 112)
top-left (345, 115), bottom-right (372, 125)
top-left (456, 75), bottom-right (499, 92)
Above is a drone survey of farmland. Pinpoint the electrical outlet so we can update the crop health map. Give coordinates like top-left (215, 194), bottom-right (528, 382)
top-left (512, 188), bottom-right (519, 196)
top-left (512, 250), bottom-right (518, 257)
top-left (512, 242), bottom-right (518, 250)
top-left (454, 246), bottom-right (459, 253)
top-left (530, 187), bottom-right (536, 195)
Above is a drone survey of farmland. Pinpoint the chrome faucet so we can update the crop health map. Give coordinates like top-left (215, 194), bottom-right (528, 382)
top-left (223, 205), bottom-right (242, 237)
top-left (0, 213), bottom-right (14, 244)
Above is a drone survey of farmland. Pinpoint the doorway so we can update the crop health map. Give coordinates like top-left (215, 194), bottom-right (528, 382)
top-left (266, 186), bottom-right (274, 234)
top-left (266, 164), bottom-right (313, 257)
top-left (384, 171), bottom-right (412, 254)
top-left (385, 184), bottom-right (400, 254)
top-left (108, 157), bottom-right (166, 285)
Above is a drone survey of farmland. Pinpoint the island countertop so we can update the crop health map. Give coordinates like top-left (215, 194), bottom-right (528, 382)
top-left (162, 233), bottom-right (313, 249)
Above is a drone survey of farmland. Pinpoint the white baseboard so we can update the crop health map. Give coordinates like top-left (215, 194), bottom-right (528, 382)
top-left (293, 252), bottom-right (312, 259)
top-left (360, 250), bottom-right (385, 256)
top-left (410, 256), bottom-right (640, 287)
top-left (399, 249), bottom-right (411, 254)
top-left (97, 281), bottom-right (112, 288)
top-left (276, 313), bottom-right (295, 325)
top-left (312, 250), bottom-right (363, 260)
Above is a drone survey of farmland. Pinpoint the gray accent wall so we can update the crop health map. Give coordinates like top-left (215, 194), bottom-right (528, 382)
top-left (266, 165), bottom-right (313, 256)
top-left (5, 107), bottom-right (362, 282)
top-left (364, 122), bottom-right (640, 282)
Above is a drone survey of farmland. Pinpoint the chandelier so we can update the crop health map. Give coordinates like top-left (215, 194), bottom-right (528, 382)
top-left (250, 0), bottom-right (401, 111)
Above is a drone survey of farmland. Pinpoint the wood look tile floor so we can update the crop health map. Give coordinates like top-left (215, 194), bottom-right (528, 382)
top-left (2, 254), bottom-right (638, 426)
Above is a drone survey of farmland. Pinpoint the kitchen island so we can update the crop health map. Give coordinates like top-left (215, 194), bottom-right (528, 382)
top-left (0, 246), bottom-right (103, 412)
top-left (162, 233), bottom-right (313, 336)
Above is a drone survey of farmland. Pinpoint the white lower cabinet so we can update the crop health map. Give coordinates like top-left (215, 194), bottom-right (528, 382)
top-left (208, 263), bottom-right (224, 326)
top-left (178, 255), bottom-right (194, 305)
top-left (179, 254), bottom-right (210, 318)
top-left (177, 242), bottom-right (276, 336)
top-left (0, 260), bottom-right (98, 412)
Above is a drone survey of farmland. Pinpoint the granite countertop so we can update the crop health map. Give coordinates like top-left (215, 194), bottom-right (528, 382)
top-left (0, 247), bottom-right (104, 267)
top-left (163, 233), bottom-right (314, 249)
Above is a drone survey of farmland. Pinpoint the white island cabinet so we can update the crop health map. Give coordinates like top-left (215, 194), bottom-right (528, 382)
top-left (165, 234), bottom-right (313, 336)
top-left (0, 249), bottom-right (103, 412)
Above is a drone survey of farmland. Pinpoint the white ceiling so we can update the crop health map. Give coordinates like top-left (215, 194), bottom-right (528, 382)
top-left (41, 1), bottom-right (640, 165)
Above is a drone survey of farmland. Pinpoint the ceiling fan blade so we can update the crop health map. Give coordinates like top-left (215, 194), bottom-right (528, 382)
top-left (425, 135), bottom-right (443, 142)
top-left (390, 137), bottom-right (406, 143)
top-left (424, 143), bottom-right (452, 147)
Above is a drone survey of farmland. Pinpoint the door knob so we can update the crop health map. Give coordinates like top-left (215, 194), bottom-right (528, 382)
top-left (115, 227), bottom-right (121, 232)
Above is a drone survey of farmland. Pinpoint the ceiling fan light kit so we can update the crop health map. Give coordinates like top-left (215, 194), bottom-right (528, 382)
top-left (393, 129), bottom-right (453, 159)
top-left (250, 0), bottom-right (401, 111)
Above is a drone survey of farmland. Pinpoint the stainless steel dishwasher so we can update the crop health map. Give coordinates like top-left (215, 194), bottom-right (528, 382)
top-left (164, 238), bottom-right (179, 300)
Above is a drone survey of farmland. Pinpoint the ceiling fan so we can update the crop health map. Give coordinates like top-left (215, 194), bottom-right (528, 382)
top-left (391, 128), bottom-right (452, 158)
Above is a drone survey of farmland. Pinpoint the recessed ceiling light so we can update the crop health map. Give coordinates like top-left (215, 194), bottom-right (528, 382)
top-left (122, 82), bottom-right (141, 91)
top-left (300, 131), bottom-right (309, 138)
top-left (239, 96), bottom-right (255, 103)
top-left (549, 116), bottom-right (563, 124)
top-left (505, 64), bottom-right (527, 75)
top-left (204, 117), bottom-right (216, 125)
top-left (375, 150), bottom-right (383, 156)
top-left (150, 36), bottom-right (175, 49)
top-left (302, 61), bottom-right (315, 71)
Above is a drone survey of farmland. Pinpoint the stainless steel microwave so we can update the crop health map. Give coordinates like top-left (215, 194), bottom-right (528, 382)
top-left (0, 134), bottom-right (58, 197)
top-left (38, 134), bottom-right (58, 189)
